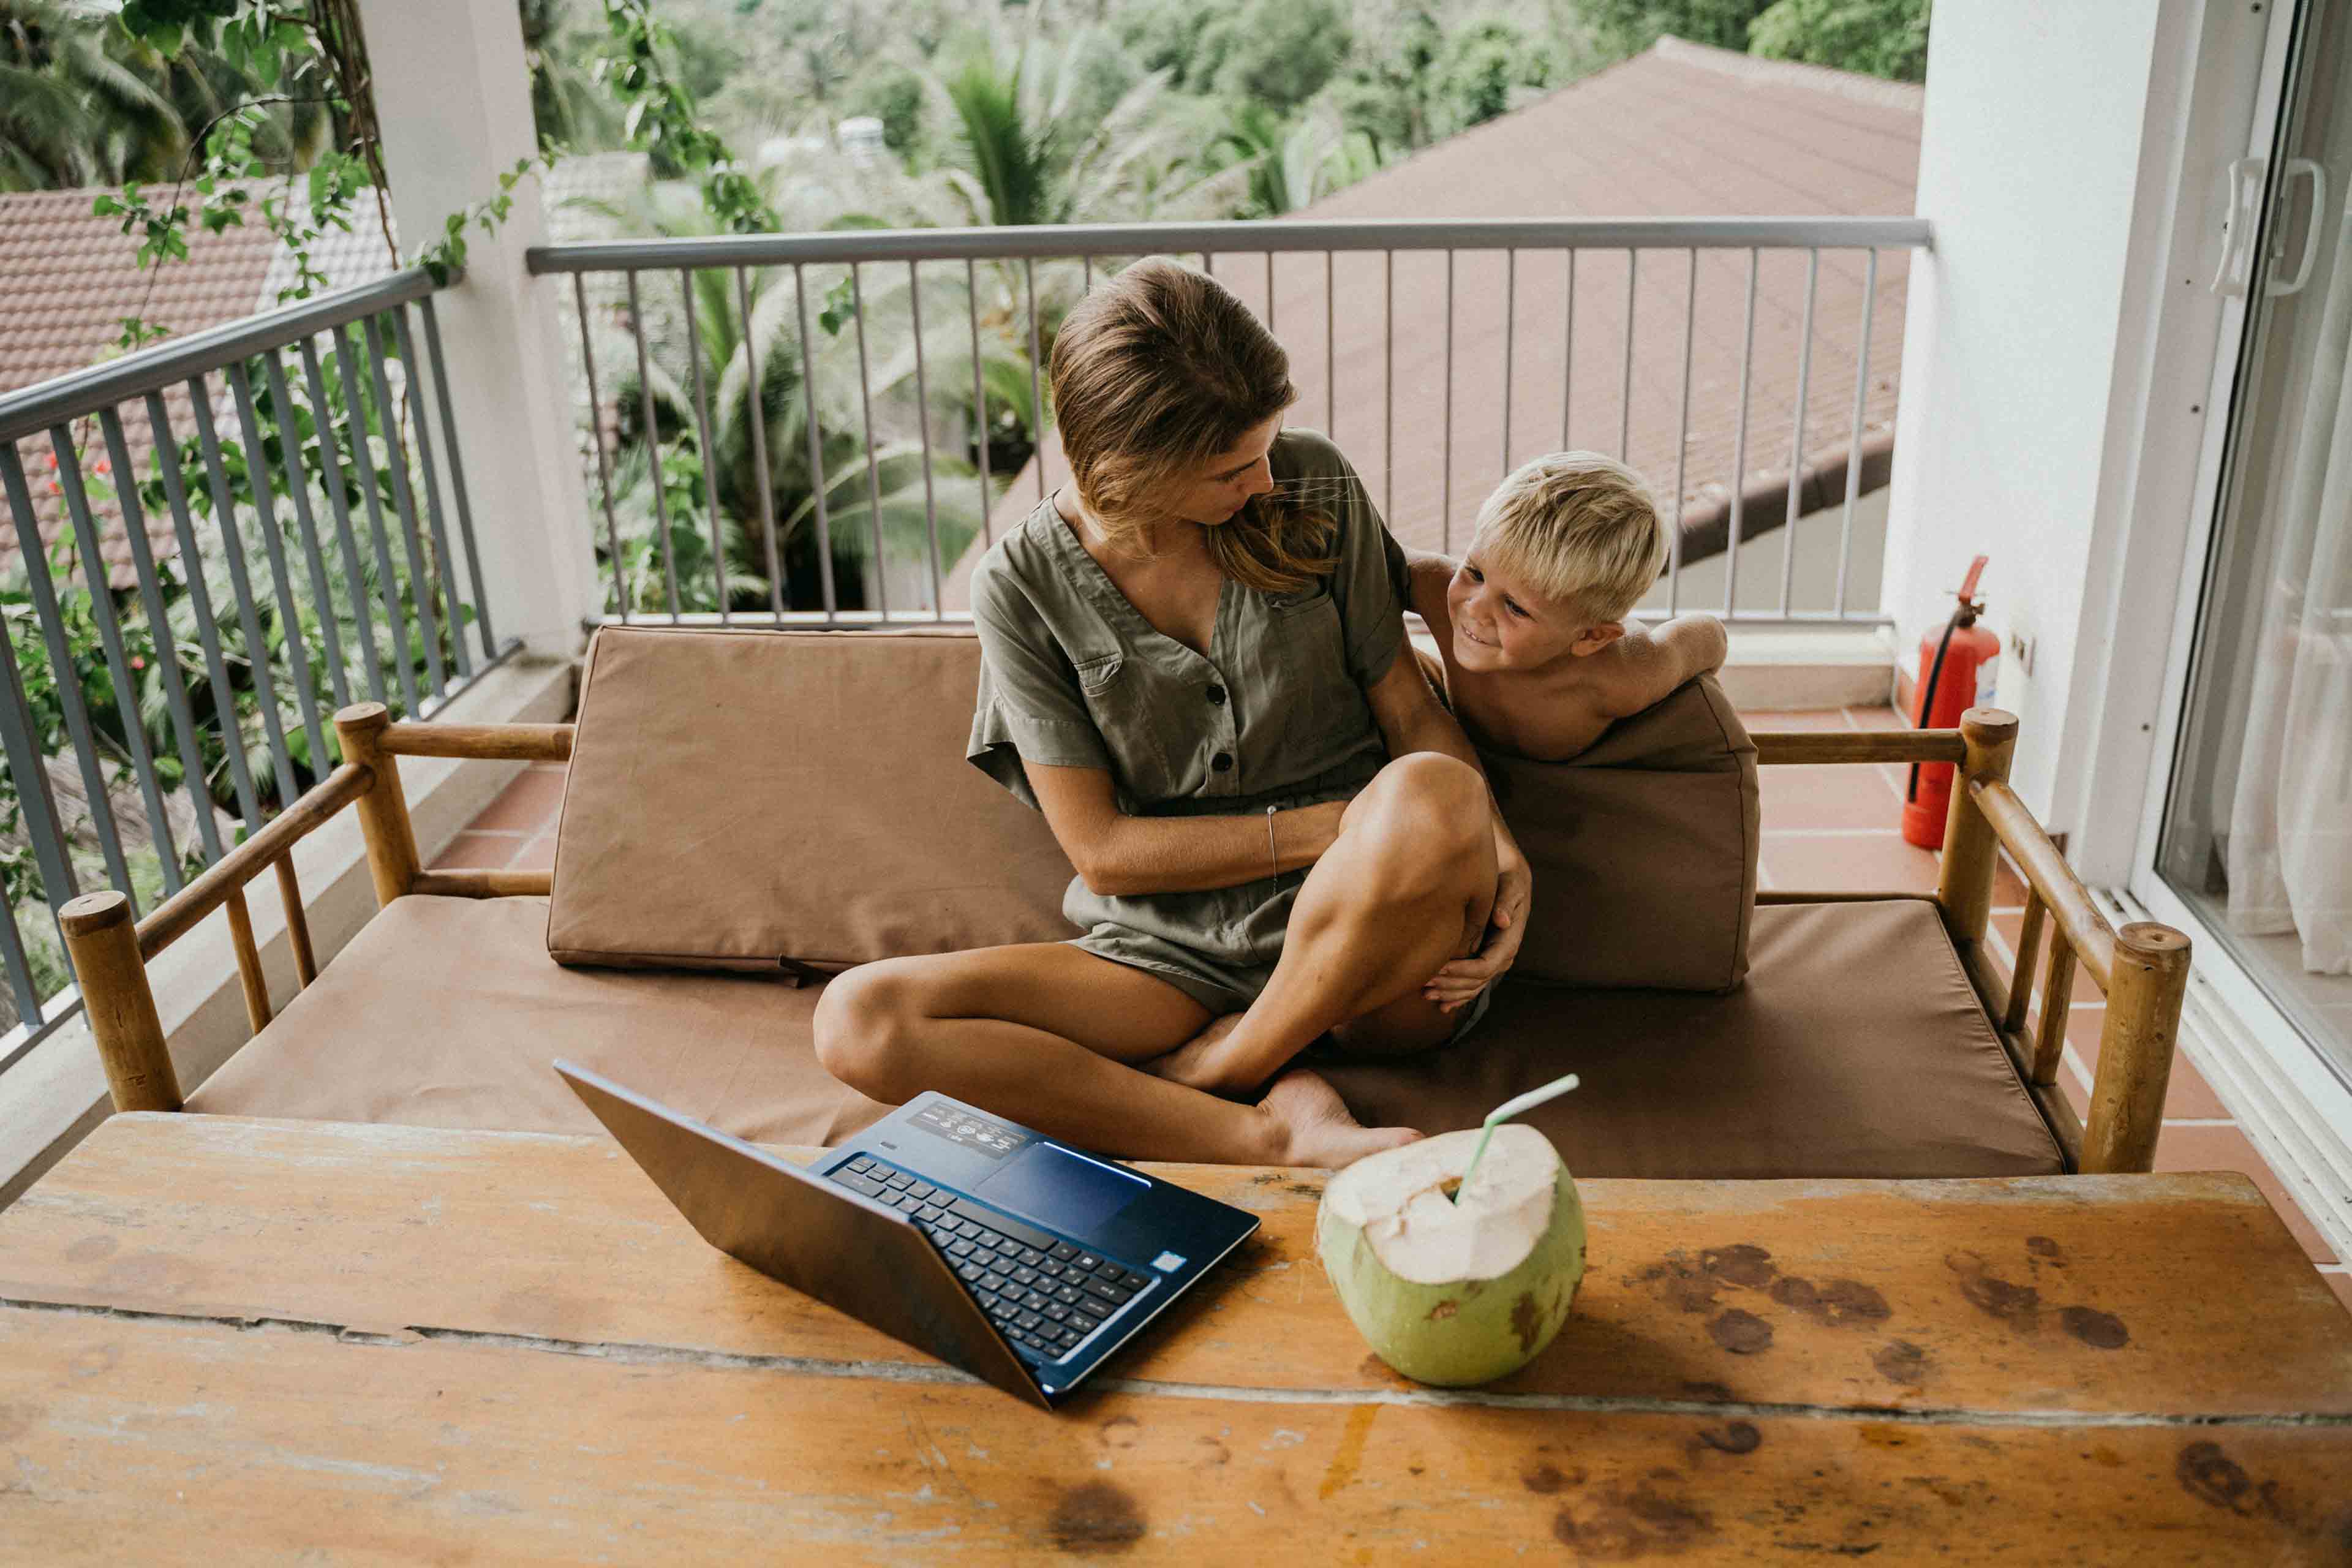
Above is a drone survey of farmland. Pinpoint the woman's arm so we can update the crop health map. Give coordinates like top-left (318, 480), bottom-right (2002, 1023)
top-left (1024, 760), bottom-right (1351, 898)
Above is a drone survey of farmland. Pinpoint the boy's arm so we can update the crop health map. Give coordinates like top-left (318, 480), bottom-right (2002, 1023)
top-left (1599, 613), bottom-right (1729, 719)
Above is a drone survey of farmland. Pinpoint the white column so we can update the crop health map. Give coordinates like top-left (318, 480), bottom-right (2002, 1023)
top-left (356, 0), bottom-right (597, 661)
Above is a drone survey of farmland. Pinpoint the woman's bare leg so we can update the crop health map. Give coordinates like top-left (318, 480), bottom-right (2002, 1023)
top-left (1146, 752), bottom-right (1497, 1093)
top-left (812, 941), bottom-right (1422, 1167)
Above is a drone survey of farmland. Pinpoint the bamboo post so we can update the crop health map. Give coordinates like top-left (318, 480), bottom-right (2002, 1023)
top-left (223, 887), bottom-right (272, 1034)
top-left (1937, 707), bottom-right (2018, 951)
top-left (2081, 922), bottom-right (2192, 1174)
top-left (335, 702), bottom-right (420, 908)
top-left (59, 891), bottom-right (181, 1114)
top-left (273, 855), bottom-right (318, 987)
top-left (2004, 888), bottom-right (2048, 1035)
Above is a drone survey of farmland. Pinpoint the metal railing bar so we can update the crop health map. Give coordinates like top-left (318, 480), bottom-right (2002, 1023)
top-left (525, 217), bottom-right (1934, 274)
top-left (45, 428), bottom-right (179, 898)
top-left (1441, 249), bottom-right (1454, 551)
top-left (0, 267), bottom-right (447, 445)
top-left (908, 260), bottom-right (944, 619)
top-left (389, 305), bottom-right (472, 678)
top-left (1668, 248), bottom-right (1696, 617)
top-left (1780, 247), bottom-right (1819, 617)
top-left (0, 902), bottom-right (45, 1038)
top-left (967, 258), bottom-right (992, 548)
top-left (790, 263), bottom-right (839, 623)
top-left (1324, 251), bottom-right (1335, 436)
top-left (1382, 248), bottom-right (1394, 519)
top-left (571, 276), bottom-right (626, 624)
top-left (0, 444), bottom-right (108, 914)
top-left (417, 298), bottom-right (496, 660)
top-left (358, 316), bottom-right (447, 698)
top-left (1264, 251), bottom-right (1275, 335)
top-left (848, 262), bottom-right (889, 622)
top-left (624, 271), bottom-right (681, 619)
top-left (1837, 249), bottom-right (1880, 619)
top-left (1619, 249), bottom-right (1637, 460)
top-left (100, 405), bottom-right (222, 862)
top-left (1025, 258), bottom-right (1045, 507)
top-left (330, 326), bottom-right (424, 715)
top-left (1723, 248), bottom-right (1758, 618)
top-left (184, 373), bottom-right (299, 803)
top-left (677, 270), bottom-right (730, 623)
top-left (1501, 248), bottom-right (1515, 476)
top-left (590, 605), bottom-right (1893, 633)
top-left (257, 349), bottom-right (350, 713)
top-left (1561, 249), bottom-right (1575, 448)
top-left (224, 360), bottom-right (328, 770)
top-left (295, 339), bottom-right (391, 707)
top-left (736, 266), bottom-right (785, 618)
top-left (142, 390), bottom-right (263, 820)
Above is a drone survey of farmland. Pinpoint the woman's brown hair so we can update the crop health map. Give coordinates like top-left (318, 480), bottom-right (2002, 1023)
top-left (1048, 257), bottom-right (1338, 593)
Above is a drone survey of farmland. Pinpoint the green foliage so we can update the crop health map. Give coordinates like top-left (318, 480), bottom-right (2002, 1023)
top-left (842, 59), bottom-right (929, 158)
top-left (1200, 0), bottom-right (1352, 115)
top-left (1576, 0), bottom-right (1773, 56)
top-left (592, 0), bottom-right (777, 232)
top-left (1748, 0), bottom-right (1929, 81)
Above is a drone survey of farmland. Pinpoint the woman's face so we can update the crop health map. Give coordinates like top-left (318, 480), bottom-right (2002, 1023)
top-left (1167, 414), bottom-right (1283, 527)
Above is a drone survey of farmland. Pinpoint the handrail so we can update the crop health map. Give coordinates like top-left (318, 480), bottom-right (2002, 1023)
top-left (0, 266), bottom-right (450, 444)
top-left (132, 763), bottom-right (377, 959)
top-left (1751, 729), bottom-right (1964, 765)
top-left (527, 216), bottom-right (1935, 273)
top-left (381, 722), bottom-right (575, 762)
top-left (1970, 777), bottom-right (2117, 992)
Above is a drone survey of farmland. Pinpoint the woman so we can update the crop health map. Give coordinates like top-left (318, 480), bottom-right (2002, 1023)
top-left (813, 258), bottom-right (1531, 1168)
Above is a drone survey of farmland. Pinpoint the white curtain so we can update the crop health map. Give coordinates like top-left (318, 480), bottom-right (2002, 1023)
top-left (2226, 182), bottom-right (2352, 974)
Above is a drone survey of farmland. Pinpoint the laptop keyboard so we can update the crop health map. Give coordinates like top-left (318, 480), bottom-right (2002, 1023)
top-left (829, 1155), bottom-right (1157, 1363)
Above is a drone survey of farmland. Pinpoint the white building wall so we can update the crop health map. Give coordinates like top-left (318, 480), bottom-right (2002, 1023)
top-left (1880, 3), bottom-right (2172, 820)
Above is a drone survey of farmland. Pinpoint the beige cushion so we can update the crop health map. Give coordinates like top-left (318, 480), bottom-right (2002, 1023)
top-left (195, 895), bottom-right (2062, 1180)
top-left (1319, 898), bottom-right (2065, 1178)
top-left (191, 896), bottom-right (892, 1145)
top-left (1487, 673), bottom-right (1758, 992)
top-left (546, 626), bottom-right (1078, 972)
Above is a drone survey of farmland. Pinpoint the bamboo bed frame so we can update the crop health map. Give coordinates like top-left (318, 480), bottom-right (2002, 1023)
top-left (59, 701), bottom-right (2191, 1174)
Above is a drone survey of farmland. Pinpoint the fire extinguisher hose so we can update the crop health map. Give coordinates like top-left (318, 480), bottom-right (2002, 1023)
top-left (1906, 606), bottom-right (1966, 805)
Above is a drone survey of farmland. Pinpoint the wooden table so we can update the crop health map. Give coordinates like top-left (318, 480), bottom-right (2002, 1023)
top-left (3, 1115), bottom-right (2350, 1564)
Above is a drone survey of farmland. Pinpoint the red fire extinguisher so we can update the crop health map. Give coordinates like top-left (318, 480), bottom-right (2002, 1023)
top-left (1902, 554), bottom-right (1999, 850)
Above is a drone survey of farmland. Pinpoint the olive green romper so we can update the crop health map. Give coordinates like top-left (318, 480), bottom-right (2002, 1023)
top-left (967, 428), bottom-right (1493, 1041)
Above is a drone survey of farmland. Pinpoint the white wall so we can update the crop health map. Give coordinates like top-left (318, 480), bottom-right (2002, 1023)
top-left (1880, 3), bottom-right (2174, 820)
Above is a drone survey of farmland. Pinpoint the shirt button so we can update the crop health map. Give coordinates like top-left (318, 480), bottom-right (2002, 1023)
top-left (1206, 684), bottom-right (1227, 705)
top-left (1211, 752), bottom-right (1233, 772)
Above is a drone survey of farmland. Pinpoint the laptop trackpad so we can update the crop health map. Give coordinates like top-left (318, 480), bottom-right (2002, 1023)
top-left (976, 1142), bottom-right (1146, 1235)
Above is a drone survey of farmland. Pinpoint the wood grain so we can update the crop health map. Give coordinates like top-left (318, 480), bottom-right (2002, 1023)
top-left (1, 1309), bottom-right (2346, 1566)
top-left (378, 720), bottom-right (574, 761)
top-left (4, 1117), bottom-right (2345, 1419)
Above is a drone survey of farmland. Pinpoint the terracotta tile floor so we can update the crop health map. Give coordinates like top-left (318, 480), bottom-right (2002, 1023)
top-left (445, 704), bottom-right (2345, 1281)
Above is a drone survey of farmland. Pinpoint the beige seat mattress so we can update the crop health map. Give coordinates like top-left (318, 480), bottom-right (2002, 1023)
top-left (192, 895), bottom-right (2063, 1179)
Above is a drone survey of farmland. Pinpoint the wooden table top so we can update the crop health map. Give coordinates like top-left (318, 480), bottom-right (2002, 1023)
top-left (2, 1114), bottom-right (2348, 1564)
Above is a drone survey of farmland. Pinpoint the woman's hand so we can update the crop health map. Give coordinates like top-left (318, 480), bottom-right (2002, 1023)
top-left (1422, 820), bottom-right (1531, 1011)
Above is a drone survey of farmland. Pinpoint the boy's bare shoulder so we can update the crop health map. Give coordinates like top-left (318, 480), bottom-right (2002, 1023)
top-left (1591, 614), bottom-right (1728, 718)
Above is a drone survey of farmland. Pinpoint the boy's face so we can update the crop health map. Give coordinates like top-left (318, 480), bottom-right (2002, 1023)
top-left (1446, 550), bottom-right (1624, 673)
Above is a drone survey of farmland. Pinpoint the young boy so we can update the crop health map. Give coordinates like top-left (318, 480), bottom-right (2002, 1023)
top-left (1398, 451), bottom-right (1728, 761)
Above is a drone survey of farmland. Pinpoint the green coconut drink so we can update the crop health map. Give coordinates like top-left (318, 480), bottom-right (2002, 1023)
top-left (1316, 1123), bottom-right (1586, 1387)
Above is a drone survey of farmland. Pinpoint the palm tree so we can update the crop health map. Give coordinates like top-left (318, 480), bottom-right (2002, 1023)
top-left (1207, 102), bottom-right (1386, 219)
top-left (925, 23), bottom-right (1193, 228)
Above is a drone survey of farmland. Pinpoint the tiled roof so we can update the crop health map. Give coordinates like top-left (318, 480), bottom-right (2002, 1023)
top-left (949, 37), bottom-right (1921, 603)
top-left (0, 181), bottom-right (397, 587)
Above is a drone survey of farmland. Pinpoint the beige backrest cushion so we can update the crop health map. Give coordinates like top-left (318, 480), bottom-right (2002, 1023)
top-left (1485, 673), bottom-right (1758, 991)
top-left (547, 627), bottom-right (1078, 972)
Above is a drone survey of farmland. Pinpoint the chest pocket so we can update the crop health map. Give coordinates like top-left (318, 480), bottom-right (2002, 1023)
top-left (1071, 650), bottom-right (1177, 797)
top-left (1252, 581), bottom-right (1365, 756)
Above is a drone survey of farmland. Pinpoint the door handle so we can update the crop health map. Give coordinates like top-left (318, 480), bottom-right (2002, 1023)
top-left (2266, 158), bottom-right (2328, 296)
top-left (2213, 156), bottom-right (2263, 296)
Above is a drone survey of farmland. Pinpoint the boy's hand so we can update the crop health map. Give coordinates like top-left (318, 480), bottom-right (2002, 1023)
top-left (1423, 826), bottom-right (1531, 1010)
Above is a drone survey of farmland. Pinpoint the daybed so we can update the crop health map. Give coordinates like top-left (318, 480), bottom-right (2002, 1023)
top-left (63, 627), bottom-right (2190, 1178)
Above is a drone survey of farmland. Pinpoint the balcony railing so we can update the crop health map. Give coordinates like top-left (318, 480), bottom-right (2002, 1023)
top-left (530, 215), bottom-right (1929, 631)
top-left (0, 268), bottom-right (509, 1066)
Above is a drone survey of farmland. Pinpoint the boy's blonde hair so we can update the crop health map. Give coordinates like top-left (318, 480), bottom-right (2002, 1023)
top-left (1469, 451), bottom-right (1665, 623)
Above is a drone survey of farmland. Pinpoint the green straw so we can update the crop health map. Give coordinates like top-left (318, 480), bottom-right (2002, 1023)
top-left (1452, 1072), bottom-right (1581, 1203)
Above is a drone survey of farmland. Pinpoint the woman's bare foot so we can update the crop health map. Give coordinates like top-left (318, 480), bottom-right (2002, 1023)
top-left (1142, 1011), bottom-right (1256, 1094)
top-left (1255, 1069), bottom-right (1420, 1169)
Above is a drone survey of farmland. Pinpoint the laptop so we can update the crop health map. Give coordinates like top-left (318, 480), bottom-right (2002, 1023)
top-left (555, 1061), bottom-right (1261, 1409)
